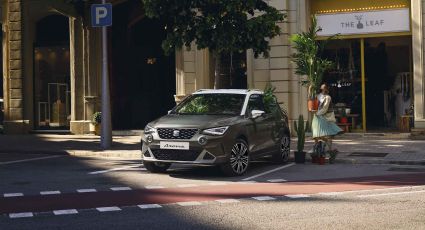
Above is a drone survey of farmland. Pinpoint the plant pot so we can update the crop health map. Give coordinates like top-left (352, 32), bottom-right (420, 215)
top-left (318, 156), bottom-right (326, 165)
top-left (311, 156), bottom-right (319, 163)
top-left (340, 117), bottom-right (348, 124)
top-left (89, 123), bottom-right (96, 134)
top-left (308, 99), bottom-right (319, 112)
top-left (94, 124), bottom-right (101, 136)
top-left (294, 151), bottom-right (306, 164)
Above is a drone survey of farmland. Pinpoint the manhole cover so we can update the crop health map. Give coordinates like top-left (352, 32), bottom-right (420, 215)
top-left (349, 152), bottom-right (389, 157)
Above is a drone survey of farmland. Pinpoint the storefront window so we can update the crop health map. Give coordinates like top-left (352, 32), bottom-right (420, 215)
top-left (34, 46), bottom-right (70, 130)
top-left (322, 39), bottom-right (364, 131)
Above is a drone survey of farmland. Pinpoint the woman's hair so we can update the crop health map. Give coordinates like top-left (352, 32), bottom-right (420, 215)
top-left (320, 83), bottom-right (329, 92)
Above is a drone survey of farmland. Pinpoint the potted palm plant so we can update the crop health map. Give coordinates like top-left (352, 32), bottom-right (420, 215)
top-left (294, 115), bottom-right (309, 163)
top-left (290, 17), bottom-right (335, 111)
top-left (91, 112), bottom-right (101, 136)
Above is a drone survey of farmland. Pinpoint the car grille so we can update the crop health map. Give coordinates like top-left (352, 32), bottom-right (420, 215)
top-left (150, 149), bottom-right (201, 161)
top-left (157, 128), bottom-right (198, 139)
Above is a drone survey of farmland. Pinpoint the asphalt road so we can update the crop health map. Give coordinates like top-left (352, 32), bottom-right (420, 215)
top-left (1, 152), bottom-right (425, 229)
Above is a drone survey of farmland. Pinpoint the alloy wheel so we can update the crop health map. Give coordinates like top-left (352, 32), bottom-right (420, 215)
top-left (230, 142), bottom-right (249, 174)
top-left (280, 136), bottom-right (290, 162)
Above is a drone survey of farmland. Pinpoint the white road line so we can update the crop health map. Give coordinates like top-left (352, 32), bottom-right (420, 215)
top-left (357, 190), bottom-right (425, 198)
top-left (252, 196), bottom-right (276, 201)
top-left (40, 191), bottom-right (61, 195)
top-left (0, 155), bottom-right (63, 165)
top-left (110, 187), bottom-right (132, 191)
top-left (4, 193), bottom-right (23, 197)
top-left (145, 185), bottom-right (165, 189)
top-left (216, 199), bottom-right (240, 204)
top-left (285, 194), bottom-right (310, 199)
top-left (242, 163), bottom-right (296, 181)
top-left (177, 184), bottom-right (198, 188)
top-left (267, 179), bottom-right (287, 183)
top-left (207, 182), bottom-right (227, 186)
top-left (236, 181), bottom-right (257, 184)
top-left (177, 201), bottom-right (203, 206)
top-left (96, 206), bottom-right (122, 212)
top-left (318, 185), bottom-right (425, 196)
top-left (9, 212), bottom-right (33, 218)
top-left (53, 209), bottom-right (78, 215)
top-left (138, 204), bottom-right (162, 209)
top-left (88, 164), bottom-right (144, 175)
top-left (77, 189), bottom-right (97, 193)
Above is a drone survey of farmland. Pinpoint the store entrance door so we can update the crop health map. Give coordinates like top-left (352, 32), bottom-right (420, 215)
top-left (364, 36), bottom-right (413, 131)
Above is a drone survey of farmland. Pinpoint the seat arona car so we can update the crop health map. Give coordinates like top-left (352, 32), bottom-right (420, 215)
top-left (141, 89), bottom-right (290, 176)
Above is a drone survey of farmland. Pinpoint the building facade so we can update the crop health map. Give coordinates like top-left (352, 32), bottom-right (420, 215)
top-left (1, 0), bottom-right (423, 134)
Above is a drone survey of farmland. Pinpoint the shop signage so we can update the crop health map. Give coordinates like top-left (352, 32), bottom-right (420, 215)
top-left (316, 8), bottom-right (410, 36)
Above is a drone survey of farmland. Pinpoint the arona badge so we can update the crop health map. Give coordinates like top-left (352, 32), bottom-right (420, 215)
top-left (173, 130), bottom-right (180, 137)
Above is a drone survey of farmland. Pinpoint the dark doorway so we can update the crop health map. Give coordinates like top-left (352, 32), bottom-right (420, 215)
top-left (364, 36), bottom-right (412, 131)
top-left (110, 1), bottom-right (176, 130)
top-left (0, 24), bottom-right (3, 127)
top-left (33, 15), bottom-right (70, 130)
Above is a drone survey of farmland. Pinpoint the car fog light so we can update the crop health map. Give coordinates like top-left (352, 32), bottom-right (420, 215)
top-left (198, 136), bottom-right (208, 145)
top-left (146, 134), bottom-right (154, 143)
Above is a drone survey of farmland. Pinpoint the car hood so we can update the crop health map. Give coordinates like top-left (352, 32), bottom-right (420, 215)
top-left (149, 114), bottom-right (241, 129)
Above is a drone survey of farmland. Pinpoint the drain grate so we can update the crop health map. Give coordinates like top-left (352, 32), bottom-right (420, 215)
top-left (349, 152), bottom-right (389, 157)
top-left (402, 150), bottom-right (417, 153)
top-left (388, 167), bottom-right (425, 172)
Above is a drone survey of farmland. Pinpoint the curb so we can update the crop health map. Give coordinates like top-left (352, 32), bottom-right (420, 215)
top-left (0, 149), bottom-right (141, 158)
top-left (333, 158), bottom-right (425, 166)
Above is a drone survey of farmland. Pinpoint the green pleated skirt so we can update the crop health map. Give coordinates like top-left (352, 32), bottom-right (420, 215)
top-left (312, 114), bottom-right (343, 138)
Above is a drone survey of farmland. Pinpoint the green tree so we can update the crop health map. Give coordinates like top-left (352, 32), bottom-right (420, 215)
top-left (142, 0), bottom-right (285, 89)
top-left (290, 17), bottom-right (335, 99)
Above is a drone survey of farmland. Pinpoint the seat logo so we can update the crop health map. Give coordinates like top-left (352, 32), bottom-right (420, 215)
top-left (173, 130), bottom-right (180, 137)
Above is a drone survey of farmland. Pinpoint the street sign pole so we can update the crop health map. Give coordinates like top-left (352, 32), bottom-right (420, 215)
top-left (100, 0), bottom-right (112, 149)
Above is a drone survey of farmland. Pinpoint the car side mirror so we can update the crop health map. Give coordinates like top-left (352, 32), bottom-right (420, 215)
top-left (251, 110), bottom-right (265, 119)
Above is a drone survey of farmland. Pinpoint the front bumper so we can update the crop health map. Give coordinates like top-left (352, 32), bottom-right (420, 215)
top-left (141, 132), bottom-right (228, 165)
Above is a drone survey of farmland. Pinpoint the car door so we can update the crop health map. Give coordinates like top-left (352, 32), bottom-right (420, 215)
top-left (264, 96), bottom-right (287, 152)
top-left (245, 94), bottom-right (274, 155)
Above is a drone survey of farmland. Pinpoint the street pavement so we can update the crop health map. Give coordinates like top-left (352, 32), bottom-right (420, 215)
top-left (1, 133), bottom-right (425, 229)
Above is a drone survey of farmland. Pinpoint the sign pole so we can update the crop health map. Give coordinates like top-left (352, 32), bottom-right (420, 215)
top-left (100, 0), bottom-right (112, 149)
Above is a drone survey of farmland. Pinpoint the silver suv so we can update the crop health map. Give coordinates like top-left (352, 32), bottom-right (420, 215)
top-left (141, 89), bottom-right (290, 176)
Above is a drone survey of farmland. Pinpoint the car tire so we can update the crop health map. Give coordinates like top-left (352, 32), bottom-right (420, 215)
top-left (143, 161), bottom-right (171, 173)
top-left (220, 139), bottom-right (250, 176)
top-left (273, 132), bottom-right (290, 164)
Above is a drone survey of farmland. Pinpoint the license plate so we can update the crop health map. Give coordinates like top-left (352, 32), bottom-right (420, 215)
top-left (160, 141), bottom-right (189, 150)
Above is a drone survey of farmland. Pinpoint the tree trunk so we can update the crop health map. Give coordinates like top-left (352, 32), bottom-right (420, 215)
top-left (214, 52), bottom-right (232, 89)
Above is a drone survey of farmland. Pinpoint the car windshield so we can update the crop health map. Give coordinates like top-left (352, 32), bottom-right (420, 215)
top-left (173, 94), bottom-right (246, 115)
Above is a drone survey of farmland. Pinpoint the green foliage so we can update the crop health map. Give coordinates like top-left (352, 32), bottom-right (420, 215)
top-left (263, 84), bottom-right (286, 117)
top-left (141, 0), bottom-right (285, 57)
top-left (290, 17), bottom-right (335, 99)
top-left (293, 115), bottom-right (309, 153)
top-left (92, 112), bottom-right (101, 125)
top-left (328, 149), bottom-right (338, 164)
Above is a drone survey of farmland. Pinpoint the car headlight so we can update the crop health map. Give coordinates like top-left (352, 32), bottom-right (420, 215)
top-left (144, 125), bottom-right (156, 134)
top-left (202, 126), bottom-right (229, 136)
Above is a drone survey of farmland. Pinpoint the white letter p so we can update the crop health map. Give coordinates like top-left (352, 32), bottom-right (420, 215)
top-left (96, 7), bottom-right (108, 25)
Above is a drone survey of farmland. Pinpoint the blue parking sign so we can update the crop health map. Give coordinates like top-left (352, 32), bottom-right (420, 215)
top-left (91, 4), bottom-right (112, 27)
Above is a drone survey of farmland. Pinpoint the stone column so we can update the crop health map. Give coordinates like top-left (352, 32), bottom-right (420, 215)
top-left (3, 0), bottom-right (28, 134)
top-left (412, 0), bottom-right (425, 128)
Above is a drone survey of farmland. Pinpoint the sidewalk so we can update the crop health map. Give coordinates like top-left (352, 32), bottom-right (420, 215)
top-left (304, 134), bottom-right (425, 165)
top-left (0, 133), bottom-right (424, 165)
top-left (0, 134), bottom-right (142, 158)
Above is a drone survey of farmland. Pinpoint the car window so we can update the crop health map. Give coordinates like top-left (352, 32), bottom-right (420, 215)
top-left (247, 94), bottom-right (265, 114)
top-left (266, 96), bottom-right (283, 118)
top-left (173, 94), bottom-right (246, 115)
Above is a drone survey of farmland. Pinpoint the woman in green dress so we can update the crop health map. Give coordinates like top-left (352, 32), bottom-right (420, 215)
top-left (312, 84), bottom-right (343, 151)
